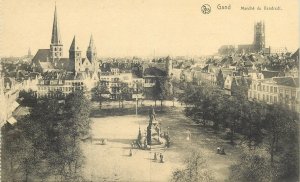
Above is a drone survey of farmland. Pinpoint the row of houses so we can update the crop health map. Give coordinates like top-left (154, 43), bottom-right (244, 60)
top-left (0, 76), bottom-right (21, 126)
top-left (248, 77), bottom-right (299, 112)
top-left (21, 64), bottom-right (168, 100)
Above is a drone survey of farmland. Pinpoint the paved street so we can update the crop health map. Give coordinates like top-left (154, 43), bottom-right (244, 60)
top-left (82, 115), bottom-right (182, 181)
top-left (82, 107), bottom-right (240, 181)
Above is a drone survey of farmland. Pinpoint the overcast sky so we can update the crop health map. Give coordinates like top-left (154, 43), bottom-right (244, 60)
top-left (1, 0), bottom-right (299, 57)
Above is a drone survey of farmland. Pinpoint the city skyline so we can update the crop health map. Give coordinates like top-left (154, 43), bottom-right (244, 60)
top-left (1, 0), bottom-right (299, 58)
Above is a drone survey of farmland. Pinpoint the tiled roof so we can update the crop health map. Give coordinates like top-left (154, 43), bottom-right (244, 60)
top-left (56, 58), bottom-right (70, 70)
top-left (32, 49), bottom-right (50, 64)
top-left (39, 62), bottom-right (54, 70)
top-left (291, 49), bottom-right (299, 61)
top-left (261, 70), bottom-right (280, 79)
top-left (273, 77), bottom-right (299, 87)
top-left (144, 67), bottom-right (166, 77)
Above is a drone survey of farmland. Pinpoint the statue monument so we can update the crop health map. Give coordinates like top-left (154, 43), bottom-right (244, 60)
top-left (146, 106), bottom-right (162, 145)
top-left (134, 106), bottom-right (171, 150)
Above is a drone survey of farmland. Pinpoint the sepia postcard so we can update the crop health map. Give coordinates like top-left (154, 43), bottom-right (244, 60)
top-left (0, 0), bottom-right (299, 181)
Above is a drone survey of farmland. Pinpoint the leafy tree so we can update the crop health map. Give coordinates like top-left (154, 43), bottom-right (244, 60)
top-left (1, 124), bottom-right (37, 182)
top-left (152, 78), bottom-right (163, 108)
top-left (119, 82), bottom-right (132, 108)
top-left (91, 81), bottom-right (110, 109)
top-left (172, 150), bottom-right (215, 182)
top-left (228, 151), bottom-right (276, 182)
top-left (264, 104), bottom-right (298, 165)
top-left (2, 90), bottom-right (92, 181)
top-left (19, 90), bottom-right (37, 107)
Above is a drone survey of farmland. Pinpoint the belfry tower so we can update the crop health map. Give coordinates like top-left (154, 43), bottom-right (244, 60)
top-left (50, 4), bottom-right (63, 61)
top-left (253, 21), bottom-right (265, 52)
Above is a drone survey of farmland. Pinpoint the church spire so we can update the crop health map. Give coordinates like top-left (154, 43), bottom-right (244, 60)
top-left (51, 4), bottom-right (62, 45)
top-left (50, 3), bottom-right (63, 60)
top-left (69, 36), bottom-right (79, 51)
top-left (87, 34), bottom-right (97, 61)
top-left (87, 34), bottom-right (96, 52)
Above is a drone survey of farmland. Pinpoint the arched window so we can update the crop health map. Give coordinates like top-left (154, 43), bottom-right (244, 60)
top-left (54, 47), bottom-right (57, 51)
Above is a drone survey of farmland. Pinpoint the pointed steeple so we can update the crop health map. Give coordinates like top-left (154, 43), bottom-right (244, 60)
top-left (69, 36), bottom-right (81, 73)
top-left (87, 34), bottom-right (95, 51)
top-left (69, 36), bottom-right (79, 51)
top-left (87, 34), bottom-right (97, 62)
top-left (51, 3), bottom-right (62, 45)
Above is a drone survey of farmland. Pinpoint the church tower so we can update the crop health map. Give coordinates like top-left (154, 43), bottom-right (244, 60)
top-left (69, 36), bottom-right (81, 73)
top-left (50, 4), bottom-right (63, 61)
top-left (253, 21), bottom-right (265, 52)
top-left (86, 34), bottom-right (98, 71)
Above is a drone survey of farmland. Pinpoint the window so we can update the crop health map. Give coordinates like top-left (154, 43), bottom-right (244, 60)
top-left (270, 96), bottom-right (273, 103)
top-left (266, 86), bottom-right (269, 92)
top-left (263, 94), bottom-right (265, 101)
top-left (254, 84), bottom-right (256, 90)
top-left (270, 86), bottom-right (273, 93)
top-left (267, 95), bottom-right (269, 102)
top-left (274, 87), bottom-right (277, 93)
top-left (285, 89), bottom-right (290, 96)
top-left (274, 96), bottom-right (277, 103)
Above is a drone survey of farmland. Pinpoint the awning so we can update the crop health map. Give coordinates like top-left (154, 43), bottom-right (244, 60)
top-left (7, 116), bottom-right (17, 125)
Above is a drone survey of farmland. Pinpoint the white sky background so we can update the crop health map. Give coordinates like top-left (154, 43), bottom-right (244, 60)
top-left (0, 0), bottom-right (299, 57)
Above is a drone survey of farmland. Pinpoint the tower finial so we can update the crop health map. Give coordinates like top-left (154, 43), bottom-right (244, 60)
top-left (51, 3), bottom-right (62, 45)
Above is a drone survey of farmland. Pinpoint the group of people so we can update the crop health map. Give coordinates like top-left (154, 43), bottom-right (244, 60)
top-left (153, 152), bottom-right (164, 163)
top-left (129, 150), bottom-right (165, 163)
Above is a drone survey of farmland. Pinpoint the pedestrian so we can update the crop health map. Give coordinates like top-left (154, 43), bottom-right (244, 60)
top-left (217, 147), bottom-right (221, 154)
top-left (129, 149), bottom-right (132, 156)
top-left (160, 154), bottom-right (164, 163)
top-left (154, 152), bottom-right (157, 160)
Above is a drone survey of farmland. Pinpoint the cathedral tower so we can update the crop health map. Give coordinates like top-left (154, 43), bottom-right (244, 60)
top-left (253, 21), bottom-right (265, 52)
top-left (69, 36), bottom-right (81, 72)
top-left (50, 4), bottom-right (63, 60)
